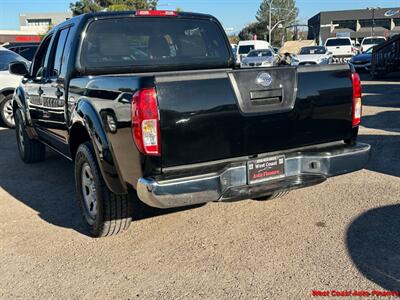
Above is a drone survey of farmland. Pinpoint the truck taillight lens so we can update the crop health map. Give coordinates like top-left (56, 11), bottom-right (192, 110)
top-left (351, 73), bottom-right (362, 127)
top-left (132, 88), bottom-right (161, 156)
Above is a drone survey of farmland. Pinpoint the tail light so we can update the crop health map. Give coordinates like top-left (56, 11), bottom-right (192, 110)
top-left (361, 47), bottom-right (363, 52)
top-left (131, 88), bottom-right (161, 156)
top-left (351, 73), bottom-right (362, 127)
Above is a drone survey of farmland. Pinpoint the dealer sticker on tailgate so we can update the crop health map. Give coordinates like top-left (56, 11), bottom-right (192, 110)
top-left (248, 155), bottom-right (285, 184)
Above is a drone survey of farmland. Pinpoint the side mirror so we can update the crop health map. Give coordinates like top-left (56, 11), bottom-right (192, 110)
top-left (327, 51), bottom-right (333, 55)
top-left (9, 61), bottom-right (29, 77)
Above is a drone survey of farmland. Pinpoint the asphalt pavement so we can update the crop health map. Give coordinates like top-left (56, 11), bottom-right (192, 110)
top-left (0, 74), bottom-right (400, 299)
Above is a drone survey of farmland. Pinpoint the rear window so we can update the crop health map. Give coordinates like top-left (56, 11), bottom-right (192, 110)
top-left (238, 45), bottom-right (255, 54)
top-left (9, 46), bottom-right (38, 61)
top-left (326, 39), bottom-right (351, 46)
top-left (0, 50), bottom-right (29, 71)
top-left (299, 46), bottom-right (327, 55)
top-left (363, 38), bottom-right (385, 45)
top-left (80, 17), bottom-right (231, 73)
top-left (18, 46), bottom-right (38, 61)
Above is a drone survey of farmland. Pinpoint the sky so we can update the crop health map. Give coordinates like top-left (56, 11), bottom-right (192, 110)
top-left (1, 0), bottom-right (400, 33)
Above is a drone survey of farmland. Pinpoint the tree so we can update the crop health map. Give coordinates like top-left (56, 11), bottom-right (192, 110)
top-left (228, 35), bottom-right (240, 45)
top-left (238, 22), bottom-right (268, 41)
top-left (70, 0), bottom-right (158, 16)
top-left (245, 0), bottom-right (298, 45)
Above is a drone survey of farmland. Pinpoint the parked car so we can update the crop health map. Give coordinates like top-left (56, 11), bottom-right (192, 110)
top-left (11, 10), bottom-right (370, 237)
top-left (231, 43), bottom-right (238, 56)
top-left (324, 37), bottom-right (357, 61)
top-left (236, 40), bottom-right (271, 65)
top-left (0, 47), bottom-right (30, 128)
top-left (241, 49), bottom-right (278, 68)
top-left (294, 46), bottom-right (333, 65)
top-left (360, 36), bottom-right (386, 53)
top-left (353, 39), bottom-right (361, 53)
top-left (349, 47), bottom-right (373, 73)
top-left (4, 43), bottom-right (39, 61)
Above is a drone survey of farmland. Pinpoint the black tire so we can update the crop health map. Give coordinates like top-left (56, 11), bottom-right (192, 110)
top-left (15, 109), bottom-right (46, 163)
top-left (75, 142), bottom-right (132, 237)
top-left (252, 191), bottom-right (290, 201)
top-left (0, 94), bottom-right (15, 128)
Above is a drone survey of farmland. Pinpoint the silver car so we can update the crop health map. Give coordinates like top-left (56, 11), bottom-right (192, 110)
top-left (294, 46), bottom-right (333, 66)
top-left (241, 49), bottom-right (277, 68)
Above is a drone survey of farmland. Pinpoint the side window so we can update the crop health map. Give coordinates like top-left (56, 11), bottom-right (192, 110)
top-left (31, 36), bottom-right (52, 79)
top-left (19, 46), bottom-right (38, 61)
top-left (51, 28), bottom-right (70, 77)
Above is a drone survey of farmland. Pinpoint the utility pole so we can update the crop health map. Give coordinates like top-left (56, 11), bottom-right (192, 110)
top-left (367, 7), bottom-right (380, 37)
top-left (268, 0), bottom-right (274, 44)
top-left (372, 8), bottom-right (375, 36)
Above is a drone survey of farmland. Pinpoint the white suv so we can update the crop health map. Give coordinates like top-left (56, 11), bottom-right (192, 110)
top-left (0, 47), bottom-right (29, 128)
top-left (360, 36), bottom-right (386, 53)
top-left (324, 37), bottom-right (356, 61)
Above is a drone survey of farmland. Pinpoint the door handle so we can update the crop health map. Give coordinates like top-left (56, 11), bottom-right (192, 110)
top-left (38, 87), bottom-right (44, 96)
top-left (55, 89), bottom-right (63, 98)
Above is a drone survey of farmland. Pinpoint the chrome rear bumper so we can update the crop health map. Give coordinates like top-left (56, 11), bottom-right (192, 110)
top-left (137, 143), bottom-right (370, 209)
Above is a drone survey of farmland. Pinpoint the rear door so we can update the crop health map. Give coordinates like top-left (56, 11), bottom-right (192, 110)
top-left (39, 26), bottom-right (71, 146)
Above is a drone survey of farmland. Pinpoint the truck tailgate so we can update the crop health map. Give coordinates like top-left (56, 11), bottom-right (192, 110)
top-left (155, 65), bottom-right (353, 168)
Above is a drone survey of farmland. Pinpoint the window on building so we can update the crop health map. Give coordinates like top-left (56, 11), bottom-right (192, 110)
top-left (333, 20), bottom-right (357, 31)
top-left (26, 18), bottom-right (52, 27)
top-left (359, 19), bottom-right (373, 28)
top-left (374, 19), bottom-right (391, 29)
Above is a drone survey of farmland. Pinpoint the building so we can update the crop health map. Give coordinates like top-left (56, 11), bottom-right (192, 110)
top-left (19, 12), bottom-right (72, 34)
top-left (0, 12), bottom-right (72, 44)
top-left (308, 7), bottom-right (400, 44)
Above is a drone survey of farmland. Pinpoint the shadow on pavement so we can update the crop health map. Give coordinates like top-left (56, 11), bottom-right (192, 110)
top-left (0, 128), bottom-right (201, 236)
top-left (361, 111), bottom-right (400, 133)
top-left (362, 94), bottom-right (400, 109)
top-left (359, 72), bottom-right (400, 82)
top-left (346, 204), bottom-right (400, 290)
top-left (359, 134), bottom-right (400, 178)
top-left (358, 72), bottom-right (400, 177)
top-left (361, 73), bottom-right (400, 109)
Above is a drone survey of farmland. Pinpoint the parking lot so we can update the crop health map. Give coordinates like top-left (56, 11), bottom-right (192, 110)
top-left (0, 74), bottom-right (399, 298)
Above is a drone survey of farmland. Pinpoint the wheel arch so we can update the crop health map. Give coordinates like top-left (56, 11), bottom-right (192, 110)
top-left (0, 88), bottom-right (15, 104)
top-left (10, 86), bottom-right (27, 115)
top-left (70, 99), bottom-right (127, 195)
top-left (69, 122), bottom-right (91, 160)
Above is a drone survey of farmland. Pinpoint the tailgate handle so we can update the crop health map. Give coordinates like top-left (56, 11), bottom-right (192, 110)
top-left (250, 88), bottom-right (282, 105)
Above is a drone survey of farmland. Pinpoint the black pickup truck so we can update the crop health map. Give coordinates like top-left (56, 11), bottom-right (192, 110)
top-left (10, 10), bottom-right (370, 237)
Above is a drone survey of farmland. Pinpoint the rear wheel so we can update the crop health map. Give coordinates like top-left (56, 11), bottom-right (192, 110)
top-left (0, 94), bottom-right (15, 128)
top-left (75, 142), bottom-right (132, 237)
top-left (252, 191), bottom-right (290, 201)
top-left (15, 109), bottom-right (45, 163)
